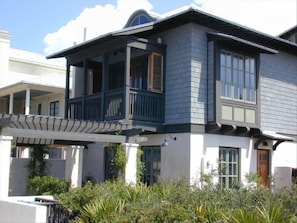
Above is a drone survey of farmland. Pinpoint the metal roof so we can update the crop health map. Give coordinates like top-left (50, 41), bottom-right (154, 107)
top-left (46, 7), bottom-right (297, 59)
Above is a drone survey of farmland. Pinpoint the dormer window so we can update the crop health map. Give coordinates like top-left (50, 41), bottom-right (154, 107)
top-left (124, 9), bottom-right (157, 28)
top-left (131, 15), bottom-right (151, 26)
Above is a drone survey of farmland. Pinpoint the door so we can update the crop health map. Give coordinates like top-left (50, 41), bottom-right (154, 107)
top-left (257, 149), bottom-right (270, 187)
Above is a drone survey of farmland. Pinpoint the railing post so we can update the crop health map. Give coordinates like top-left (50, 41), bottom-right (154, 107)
top-left (124, 46), bottom-right (131, 121)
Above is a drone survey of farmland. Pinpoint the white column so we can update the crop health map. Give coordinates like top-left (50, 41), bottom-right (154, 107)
top-left (65, 145), bottom-right (84, 188)
top-left (0, 135), bottom-right (13, 198)
top-left (122, 143), bottom-right (139, 185)
top-left (25, 88), bottom-right (30, 115)
top-left (9, 93), bottom-right (13, 114)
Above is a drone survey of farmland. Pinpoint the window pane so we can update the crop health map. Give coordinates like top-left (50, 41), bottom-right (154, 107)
top-left (226, 54), bottom-right (231, 67)
top-left (219, 147), bottom-right (239, 189)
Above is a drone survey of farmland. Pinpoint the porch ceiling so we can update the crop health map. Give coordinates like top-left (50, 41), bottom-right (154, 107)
top-left (0, 114), bottom-right (149, 146)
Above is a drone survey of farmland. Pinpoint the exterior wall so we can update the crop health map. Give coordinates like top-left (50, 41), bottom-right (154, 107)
top-left (141, 133), bottom-right (191, 182)
top-left (0, 196), bottom-right (51, 223)
top-left (190, 25), bottom-right (209, 124)
top-left (259, 52), bottom-right (297, 135)
top-left (162, 23), bottom-right (212, 125)
top-left (82, 142), bottom-right (105, 184)
top-left (30, 93), bottom-right (65, 117)
top-left (0, 31), bottom-right (11, 88)
top-left (9, 158), bottom-right (65, 196)
top-left (162, 24), bottom-right (193, 124)
top-left (207, 41), bottom-right (215, 123)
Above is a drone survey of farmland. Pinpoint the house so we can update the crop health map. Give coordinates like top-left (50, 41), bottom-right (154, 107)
top-left (0, 30), bottom-right (73, 196)
top-left (1, 5), bottom-right (296, 197)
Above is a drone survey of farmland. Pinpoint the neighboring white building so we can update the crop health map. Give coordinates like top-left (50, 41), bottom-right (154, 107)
top-left (0, 30), bottom-right (67, 117)
top-left (0, 30), bottom-right (73, 196)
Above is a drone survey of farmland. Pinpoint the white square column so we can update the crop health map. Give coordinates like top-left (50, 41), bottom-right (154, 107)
top-left (65, 145), bottom-right (84, 188)
top-left (0, 136), bottom-right (13, 198)
top-left (122, 143), bottom-right (139, 185)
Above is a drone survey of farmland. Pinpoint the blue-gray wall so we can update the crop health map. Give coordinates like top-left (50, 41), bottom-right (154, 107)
top-left (260, 52), bottom-right (297, 135)
top-left (162, 24), bottom-right (210, 125)
top-left (161, 23), bottom-right (297, 136)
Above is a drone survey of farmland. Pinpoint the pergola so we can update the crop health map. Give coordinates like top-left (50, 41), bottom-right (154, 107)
top-left (0, 113), bottom-right (150, 197)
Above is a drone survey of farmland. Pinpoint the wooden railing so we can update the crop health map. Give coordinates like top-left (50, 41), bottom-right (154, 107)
top-left (67, 88), bottom-right (163, 123)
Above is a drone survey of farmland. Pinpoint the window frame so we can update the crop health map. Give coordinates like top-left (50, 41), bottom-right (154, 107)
top-left (213, 42), bottom-right (260, 127)
top-left (218, 147), bottom-right (240, 189)
top-left (49, 100), bottom-right (60, 117)
top-left (220, 49), bottom-right (257, 104)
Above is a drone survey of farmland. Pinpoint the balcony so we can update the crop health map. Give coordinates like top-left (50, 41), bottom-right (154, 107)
top-left (68, 88), bottom-right (163, 123)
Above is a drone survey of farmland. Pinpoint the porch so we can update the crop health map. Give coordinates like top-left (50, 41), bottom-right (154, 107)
top-left (68, 88), bottom-right (163, 123)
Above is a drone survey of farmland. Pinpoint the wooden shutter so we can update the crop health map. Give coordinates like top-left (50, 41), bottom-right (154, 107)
top-left (149, 52), bottom-right (163, 93)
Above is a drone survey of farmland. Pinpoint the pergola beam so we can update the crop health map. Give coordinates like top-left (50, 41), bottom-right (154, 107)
top-left (1, 128), bottom-right (126, 144)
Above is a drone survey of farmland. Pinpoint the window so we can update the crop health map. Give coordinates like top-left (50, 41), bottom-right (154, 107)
top-left (218, 147), bottom-right (239, 188)
top-left (220, 50), bottom-right (256, 103)
top-left (37, 103), bottom-right (42, 115)
top-left (141, 146), bottom-right (161, 185)
top-left (130, 59), bottom-right (148, 90)
top-left (131, 15), bottom-right (151, 26)
top-left (50, 100), bottom-right (59, 117)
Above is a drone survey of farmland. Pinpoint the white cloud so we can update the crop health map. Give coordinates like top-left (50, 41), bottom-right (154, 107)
top-left (195, 0), bottom-right (297, 36)
top-left (44, 0), bottom-right (153, 55)
top-left (44, 0), bottom-right (296, 56)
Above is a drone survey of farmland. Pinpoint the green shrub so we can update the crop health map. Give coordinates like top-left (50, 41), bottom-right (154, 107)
top-left (27, 176), bottom-right (70, 195)
top-left (56, 180), bottom-right (297, 223)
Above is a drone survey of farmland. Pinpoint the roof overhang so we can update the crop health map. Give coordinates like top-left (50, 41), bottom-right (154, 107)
top-left (0, 114), bottom-right (149, 146)
top-left (46, 7), bottom-right (297, 60)
top-left (207, 32), bottom-right (278, 54)
top-left (254, 130), bottom-right (295, 150)
top-left (0, 82), bottom-right (65, 98)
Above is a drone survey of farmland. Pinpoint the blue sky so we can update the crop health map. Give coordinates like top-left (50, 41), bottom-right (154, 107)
top-left (0, 0), bottom-right (296, 56)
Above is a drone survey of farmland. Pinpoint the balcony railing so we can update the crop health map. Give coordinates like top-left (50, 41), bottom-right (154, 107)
top-left (67, 88), bottom-right (163, 123)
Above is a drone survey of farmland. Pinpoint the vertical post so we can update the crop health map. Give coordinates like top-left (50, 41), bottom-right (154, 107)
top-left (65, 61), bottom-right (70, 118)
top-left (124, 46), bottom-right (131, 121)
top-left (122, 143), bottom-right (138, 185)
top-left (65, 145), bottom-right (84, 188)
top-left (25, 88), bottom-right (30, 115)
top-left (82, 59), bottom-right (88, 120)
top-left (101, 53), bottom-right (107, 121)
top-left (0, 136), bottom-right (13, 197)
top-left (9, 93), bottom-right (13, 114)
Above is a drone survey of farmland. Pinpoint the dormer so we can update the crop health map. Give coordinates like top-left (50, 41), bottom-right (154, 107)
top-left (123, 9), bottom-right (158, 28)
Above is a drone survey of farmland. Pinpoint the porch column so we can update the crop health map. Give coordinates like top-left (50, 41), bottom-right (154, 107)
top-left (122, 143), bottom-right (138, 185)
top-left (64, 61), bottom-right (70, 118)
top-left (0, 135), bottom-right (13, 197)
top-left (25, 88), bottom-right (30, 115)
top-left (9, 93), bottom-right (13, 114)
top-left (124, 46), bottom-right (131, 121)
top-left (65, 145), bottom-right (84, 188)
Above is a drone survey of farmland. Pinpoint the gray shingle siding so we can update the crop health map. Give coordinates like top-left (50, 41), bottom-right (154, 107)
top-left (163, 24), bottom-right (209, 125)
top-left (207, 41), bottom-right (215, 123)
top-left (163, 24), bottom-right (192, 124)
top-left (260, 52), bottom-right (297, 134)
